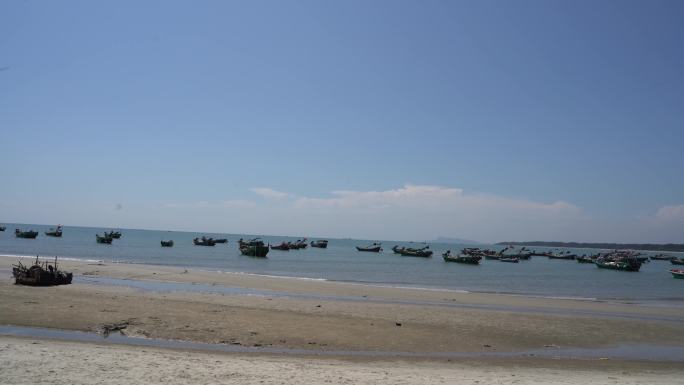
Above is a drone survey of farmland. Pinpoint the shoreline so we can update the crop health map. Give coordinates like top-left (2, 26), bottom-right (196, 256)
top-left (2, 258), bottom-right (684, 357)
top-left (2, 253), bottom-right (682, 305)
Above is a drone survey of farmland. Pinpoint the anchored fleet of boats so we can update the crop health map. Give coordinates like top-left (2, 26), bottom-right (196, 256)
top-left (3, 225), bottom-right (683, 279)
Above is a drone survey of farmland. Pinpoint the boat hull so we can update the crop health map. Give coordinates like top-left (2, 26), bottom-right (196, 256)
top-left (240, 245), bottom-right (269, 257)
top-left (356, 246), bottom-right (382, 252)
top-left (595, 260), bottom-right (641, 272)
top-left (443, 254), bottom-right (481, 264)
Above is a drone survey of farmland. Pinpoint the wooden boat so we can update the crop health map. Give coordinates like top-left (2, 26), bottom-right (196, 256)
top-left (239, 238), bottom-right (269, 257)
top-left (671, 269), bottom-right (684, 279)
top-left (651, 254), bottom-right (674, 261)
top-left (0, 226), bottom-right (6, 231)
top-left (45, 225), bottom-right (63, 237)
top-left (15, 229), bottom-right (39, 239)
top-left (106, 231), bottom-right (122, 239)
top-left (576, 256), bottom-right (594, 263)
top-left (547, 253), bottom-right (576, 260)
top-left (670, 258), bottom-right (684, 266)
top-left (12, 256), bottom-right (72, 286)
top-left (500, 257), bottom-right (520, 263)
top-left (96, 234), bottom-right (113, 244)
top-left (595, 257), bottom-right (641, 272)
top-left (442, 251), bottom-right (481, 264)
top-left (213, 238), bottom-right (228, 244)
top-left (310, 240), bottom-right (328, 248)
top-left (499, 252), bottom-right (532, 260)
top-left (193, 237), bottom-right (216, 246)
top-left (356, 243), bottom-right (382, 252)
top-left (241, 245), bottom-right (269, 257)
top-left (392, 245), bottom-right (405, 254)
top-left (399, 246), bottom-right (433, 258)
top-left (271, 242), bottom-right (290, 250)
top-left (484, 255), bottom-right (502, 260)
top-left (288, 239), bottom-right (308, 249)
top-left (160, 240), bottom-right (174, 247)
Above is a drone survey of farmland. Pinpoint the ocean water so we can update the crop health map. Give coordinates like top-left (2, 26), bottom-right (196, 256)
top-left (1, 223), bottom-right (682, 302)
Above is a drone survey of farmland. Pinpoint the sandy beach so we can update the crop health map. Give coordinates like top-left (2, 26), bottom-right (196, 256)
top-left (2, 336), bottom-right (684, 385)
top-left (1, 257), bottom-right (684, 383)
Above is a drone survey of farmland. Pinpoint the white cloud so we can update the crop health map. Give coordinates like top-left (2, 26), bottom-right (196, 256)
top-left (250, 187), bottom-right (290, 200)
top-left (162, 200), bottom-right (257, 209)
top-left (285, 184), bottom-right (585, 242)
top-left (294, 184), bottom-right (578, 214)
top-left (655, 205), bottom-right (684, 222)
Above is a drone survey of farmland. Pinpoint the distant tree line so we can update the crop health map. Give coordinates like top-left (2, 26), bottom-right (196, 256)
top-left (496, 241), bottom-right (684, 253)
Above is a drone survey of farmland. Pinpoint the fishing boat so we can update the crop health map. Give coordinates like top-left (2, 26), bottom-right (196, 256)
top-left (484, 255), bottom-right (502, 260)
top-left (547, 252), bottom-right (576, 260)
top-left (310, 240), bottom-right (328, 248)
top-left (442, 251), bottom-right (481, 264)
top-left (671, 269), bottom-right (684, 279)
top-left (96, 234), bottom-right (113, 244)
top-left (239, 238), bottom-right (269, 257)
top-left (356, 243), bottom-right (382, 252)
top-left (576, 255), bottom-right (594, 263)
top-left (160, 240), bottom-right (174, 247)
top-left (595, 257), bottom-right (641, 272)
top-left (288, 239), bottom-right (308, 249)
top-left (106, 231), bottom-right (122, 239)
top-left (12, 256), bottom-right (72, 286)
top-left (0, 226), bottom-right (6, 231)
top-left (499, 252), bottom-right (532, 260)
top-left (670, 258), bottom-right (684, 266)
top-left (45, 225), bottom-right (63, 237)
top-left (271, 242), bottom-right (290, 250)
top-left (15, 229), bottom-right (39, 239)
top-left (392, 245), bottom-right (405, 254)
top-left (193, 237), bottom-right (216, 246)
top-left (650, 254), bottom-right (674, 261)
top-left (213, 238), bottom-right (228, 244)
top-left (399, 246), bottom-right (433, 258)
top-left (500, 257), bottom-right (520, 263)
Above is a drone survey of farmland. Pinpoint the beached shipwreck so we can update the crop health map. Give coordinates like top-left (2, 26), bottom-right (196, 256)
top-left (12, 256), bottom-right (73, 286)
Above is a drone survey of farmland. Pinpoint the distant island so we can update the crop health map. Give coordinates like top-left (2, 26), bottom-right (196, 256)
top-left (496, 241), bottom-right (684, 253)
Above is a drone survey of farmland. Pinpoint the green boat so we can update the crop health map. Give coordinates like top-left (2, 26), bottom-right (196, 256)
top-left (45, 225), bottom-right (63, 237)
top-left (442, 251), bottom-right (481, 265)
top-left (15, 229), bottom-right (39, 239)
top-left (671, 269), bottom-right (684, 279)
top-left (239, 238), bottom-right (269, 257)
top-left (595, 257), bottom-right (641, 272)
top-left (96, 234), bottom-right (113, 244)
top-left (399, 246), bottom-right (433, 258)
top-left (356, 243), bottom-right (382, 252)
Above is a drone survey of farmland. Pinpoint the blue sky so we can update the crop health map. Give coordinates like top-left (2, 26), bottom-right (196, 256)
top-left (1, 0), bottom-right (683, 242)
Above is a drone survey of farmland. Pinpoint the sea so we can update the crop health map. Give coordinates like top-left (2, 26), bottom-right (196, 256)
top-left (1, 223), bottom-right (682, 304)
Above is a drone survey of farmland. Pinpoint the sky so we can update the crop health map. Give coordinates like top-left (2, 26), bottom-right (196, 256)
top-left (1, 0), bottom-right (683, 243)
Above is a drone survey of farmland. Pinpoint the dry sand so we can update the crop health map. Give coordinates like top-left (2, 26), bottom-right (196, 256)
top-left (1, 337), bottom-right (683, 385)
top-left (1, 257), bottom-right (684, 383)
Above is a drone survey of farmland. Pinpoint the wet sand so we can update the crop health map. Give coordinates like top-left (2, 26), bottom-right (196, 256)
top-left (1, 257), bottom-right (684, 383)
